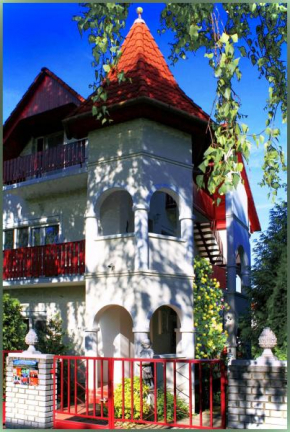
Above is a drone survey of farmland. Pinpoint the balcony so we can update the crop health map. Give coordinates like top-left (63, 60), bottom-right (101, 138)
top-left (3, 240), bottom-right (85, 280)
top-left (3, 140), bottom-right (86, 186)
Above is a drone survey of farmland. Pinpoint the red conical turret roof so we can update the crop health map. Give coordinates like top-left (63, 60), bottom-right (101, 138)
top-left (71, 19), bottom-right (209, 121)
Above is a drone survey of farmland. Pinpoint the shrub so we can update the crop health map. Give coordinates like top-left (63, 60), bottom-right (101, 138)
top-left (114, 377), bottom-right (151, 420)
top-left (37, 313), bottom-right (71, 355)
top-left (156, 390), bottom-right (189, 422)
top-left (3, 293), bottom-right (27, 351)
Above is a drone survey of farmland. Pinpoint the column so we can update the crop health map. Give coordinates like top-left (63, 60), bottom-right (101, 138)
top-left (241, 265), bottom-right (251, 294)
top-left (85, 213), bottom-right (99, 274)
top-left (179, 216), bottom-right (195, 272)
top-left (133, 205), bottom-right (149, 271)
top-left (179, 329), bottom-right (195, 359)
top-left (84, 329), bottom-right (98, 357)
top-left (225, 193), bottom-right (238, 358)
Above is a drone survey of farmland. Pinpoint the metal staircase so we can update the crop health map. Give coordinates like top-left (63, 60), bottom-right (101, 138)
top-left (194, 222), bottom-right (226, 266)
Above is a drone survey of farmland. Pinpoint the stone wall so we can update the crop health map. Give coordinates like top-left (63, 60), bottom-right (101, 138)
top-left (228, 359), bottom-right (287, 429)
top-left (5, 353), bottom-right (55, 429)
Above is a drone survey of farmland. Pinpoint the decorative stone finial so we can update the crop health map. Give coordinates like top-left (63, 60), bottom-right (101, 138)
top-left (136, 7), bottom-right (143, 17)
top-left (257, 327), bottom-right (278, 361)
top-left (135, 7), bottom-right (145, 24)
top-left (23, 329), bottom-right (41, 355)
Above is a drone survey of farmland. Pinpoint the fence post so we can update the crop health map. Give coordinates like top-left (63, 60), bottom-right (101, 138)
top-left (108, 358), bottom-right (115, 429)
top-left (220, 360), bottom-right (227, 429)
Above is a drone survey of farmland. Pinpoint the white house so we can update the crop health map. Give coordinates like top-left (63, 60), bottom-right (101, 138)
top-left (3, 16), bottom-right (260, 361)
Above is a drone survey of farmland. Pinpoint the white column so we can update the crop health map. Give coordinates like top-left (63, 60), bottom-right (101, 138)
top-left (179, 216), bottom-right (195, 272)
top-left (85, 214), bottom-right (99, 274)
top-left (179, 329), bottom-right (195, 359)
top-left (84, 329), bottom-right (98, 357)
top-left (133, 205), bottom-right (149, 271)
top-left (225, 192), bottom-right (237, 358)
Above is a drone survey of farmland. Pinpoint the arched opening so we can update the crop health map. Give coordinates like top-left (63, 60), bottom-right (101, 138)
top-left (99, 190), bottom-right (134, 236)
top-left (236, 246), bottom-right (245, 293)
top-left (148, 191), bottom-right (179, 237)
top-left (95, 305), bottom-right (134, 358)
top-left (150, 306), bottom-right (180, 355)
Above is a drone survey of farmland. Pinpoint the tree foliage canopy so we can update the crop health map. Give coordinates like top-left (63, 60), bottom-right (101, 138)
top-left (74, 2), bottom-right (287, 200)
top-left (239, 200), bottom-right (287, 359)
top-left (3, 293), bottom-right (27, 351)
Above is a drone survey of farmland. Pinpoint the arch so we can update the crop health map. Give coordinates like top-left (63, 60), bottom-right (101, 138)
top-left (147, 185), bottom-right (181, 209)
top-left (93, 185), bottom-right (134, 212)
top-left (148, 190), bottom-right (180, 237)
top-left (149, 305), bottom-right (181, 355)
top-left (147, 303), bottom-right (183, 326)
top-left (93, 304), bottom-right (134, 358)
top-left (99, 189), bottom-right (134, 236)
top-left (236, 245), bottom-right (251, 292)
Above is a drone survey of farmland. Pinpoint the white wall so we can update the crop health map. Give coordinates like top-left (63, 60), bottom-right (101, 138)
top-left (231, 182), bottom-right (249, 227)
top-left (3, 190), bottom-right (86, 243)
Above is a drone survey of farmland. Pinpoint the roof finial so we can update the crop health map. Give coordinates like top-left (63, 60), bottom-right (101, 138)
top-left (135, 6), bottom-right (145, 24)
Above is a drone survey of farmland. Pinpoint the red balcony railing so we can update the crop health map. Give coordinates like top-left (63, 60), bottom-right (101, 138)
top-left (3, 240), bottom-right (85, 280)
top-left (3, 140), bottom-right (86, 185)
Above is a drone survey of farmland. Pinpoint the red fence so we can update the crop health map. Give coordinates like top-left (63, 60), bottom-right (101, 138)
top-left (3, 140), bottom-right (86, 185)
top-left (53, 356), bottom-right (227, 429)
top-left (3, 240), bottom-right (85, 280)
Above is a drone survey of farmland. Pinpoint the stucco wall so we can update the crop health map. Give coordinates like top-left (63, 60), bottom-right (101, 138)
top-left (88, 118), bottom-right (192, 165)
top-left (3, 189), bottom-right (86, 243)
top-left (5, 286), bottom-right (86, 355)
top-left (231, 183), bottom-right (249, 228)
top-left (86, 273), bottom-right (193, 334)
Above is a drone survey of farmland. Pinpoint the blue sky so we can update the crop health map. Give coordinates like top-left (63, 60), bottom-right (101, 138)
top-left (3, 3), bottom-right (287, 246)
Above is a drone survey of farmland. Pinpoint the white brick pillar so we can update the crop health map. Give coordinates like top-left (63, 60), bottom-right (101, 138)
top-left (133, 205), bottom-right (149, 271)
top-left (5, 353), bottom-right (55, 429)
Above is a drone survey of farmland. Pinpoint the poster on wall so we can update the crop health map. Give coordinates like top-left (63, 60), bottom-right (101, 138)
top-left (29, 369), bottom-right (39, 386)
top-left (12, 360), bottom-right (39, 386)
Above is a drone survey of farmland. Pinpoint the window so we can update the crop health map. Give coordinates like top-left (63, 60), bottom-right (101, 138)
top-left (36, 138), bottom-right (44, 153)
top-left (149, 192), bottom-right (179, 237)
top-left (33, 132), bottom-right (63, 153)
top-left (18, 227), bottom-right (29, 248)
top-left (45, 225), bottom-right (59, 245)
top-left (31, 227), bottom-right (41, 246)
top-left (2, 224), bottom-right (59, 250)
top-left (4, 230), bottom-right (14, 250)
top-left (46, 132), bottom-right (63, 149)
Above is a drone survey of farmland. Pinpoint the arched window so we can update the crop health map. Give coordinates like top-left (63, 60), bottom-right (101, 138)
top-left (99, 191), bottom-right (134, 236)
top-left (150, 305), bottom-right (180, 354)
top-left (148, 192), bottom-right (179, 237)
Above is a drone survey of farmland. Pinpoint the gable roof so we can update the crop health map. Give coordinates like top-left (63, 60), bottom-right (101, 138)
top-left (4, 68), bottom-right (85, 154)
top-left (68, 19), bottom-right (209, 122)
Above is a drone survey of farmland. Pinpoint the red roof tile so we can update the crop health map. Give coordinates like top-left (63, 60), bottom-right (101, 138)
top-left (72, 20), bottom-right (209, 121)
